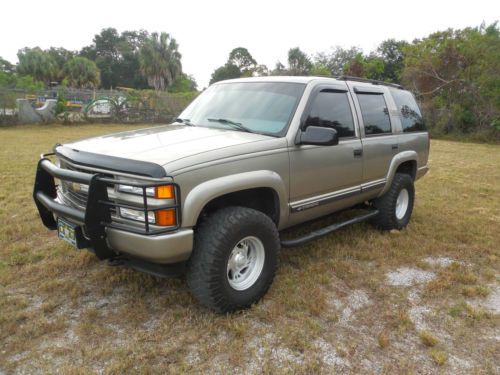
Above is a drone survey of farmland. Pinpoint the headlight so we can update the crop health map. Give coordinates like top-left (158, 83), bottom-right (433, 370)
top-left (117, 182), bottom-right (174, 199)
top-left (117, 184), bottom-right (155, 196)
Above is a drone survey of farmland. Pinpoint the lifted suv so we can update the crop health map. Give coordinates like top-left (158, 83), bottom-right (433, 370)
top-left (34, 76), bottom-right (429, 312)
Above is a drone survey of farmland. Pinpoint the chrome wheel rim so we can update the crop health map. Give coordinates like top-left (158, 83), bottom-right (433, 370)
top-left (395, 188), bottom-right (409, 220)
top-left (227, 236), bottom-right (265, 291)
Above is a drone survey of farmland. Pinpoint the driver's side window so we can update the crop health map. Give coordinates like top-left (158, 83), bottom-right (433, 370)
top-left (305, 90), bottom-right (355, 138)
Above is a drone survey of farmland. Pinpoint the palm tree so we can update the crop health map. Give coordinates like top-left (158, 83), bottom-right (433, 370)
top-left (62, 57), bottom-right (101, 88)
top-left (139, 32), bottom-right (182, 91)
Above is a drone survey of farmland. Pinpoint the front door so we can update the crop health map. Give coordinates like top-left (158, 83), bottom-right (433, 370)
top-left (288, 85), bottom-right (363, 224)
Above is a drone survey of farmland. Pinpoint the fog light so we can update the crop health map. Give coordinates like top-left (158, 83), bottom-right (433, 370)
top-left (155, 209), bottom-right (176, 226)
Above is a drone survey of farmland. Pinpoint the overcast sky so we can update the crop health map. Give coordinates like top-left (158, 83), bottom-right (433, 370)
top-left (1, 0), bottom-right (498, 88)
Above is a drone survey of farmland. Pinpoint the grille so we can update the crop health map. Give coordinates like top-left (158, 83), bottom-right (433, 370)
top-left (58, 161), bottom-right (116, 215)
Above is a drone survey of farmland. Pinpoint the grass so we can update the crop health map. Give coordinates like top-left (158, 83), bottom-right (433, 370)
top-left (1, 124), bottom-right (499, 373)
top-left (429, 349), bottom-right (448, 366)
top-left (419, 330), bottom-right (438, 347)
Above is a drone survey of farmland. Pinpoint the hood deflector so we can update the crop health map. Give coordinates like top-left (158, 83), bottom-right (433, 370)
top-left (54, 145), bottom-right (167, 178)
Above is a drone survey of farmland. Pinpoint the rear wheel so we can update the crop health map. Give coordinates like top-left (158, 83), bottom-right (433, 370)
top-left (371, 173), bottom-right (415, 230)
top-left (186, 206), bottom-right (280, 313)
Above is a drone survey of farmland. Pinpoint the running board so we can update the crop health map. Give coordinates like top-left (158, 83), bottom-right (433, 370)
top-left (280, 210), bottom-right (379, 248)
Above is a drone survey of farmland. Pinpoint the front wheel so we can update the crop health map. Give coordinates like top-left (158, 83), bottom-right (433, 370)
top-left (186, 206), bottom-right (280, 313)
top-left (371, 173), bottom-right (415, 230)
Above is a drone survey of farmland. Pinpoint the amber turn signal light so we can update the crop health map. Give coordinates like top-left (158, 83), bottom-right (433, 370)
top-left (155, 209), bottom-right (176, 226)
top-left (155, 185), bottom-right (174, 199)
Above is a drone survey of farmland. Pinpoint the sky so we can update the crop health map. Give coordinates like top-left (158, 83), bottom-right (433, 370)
top-left (1, 0), bottom-right (499, 88)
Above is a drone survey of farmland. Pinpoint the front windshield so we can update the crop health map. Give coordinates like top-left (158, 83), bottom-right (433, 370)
top-left (178, 82), bottom-right (305, 136)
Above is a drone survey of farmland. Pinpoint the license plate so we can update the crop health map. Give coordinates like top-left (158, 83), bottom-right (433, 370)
top-left (57, 218), bottom-right (78, 248)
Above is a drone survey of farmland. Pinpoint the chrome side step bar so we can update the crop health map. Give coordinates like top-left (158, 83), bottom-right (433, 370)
top-left (280, 210), bottom-right (379, 248)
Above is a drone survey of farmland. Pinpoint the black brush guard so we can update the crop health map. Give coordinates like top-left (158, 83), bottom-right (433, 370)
top-left (33, 154), bottom-right (180, 260)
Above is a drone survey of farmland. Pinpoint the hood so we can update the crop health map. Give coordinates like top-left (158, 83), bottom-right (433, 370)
top-left (64, 124), bottom-right (275, 169)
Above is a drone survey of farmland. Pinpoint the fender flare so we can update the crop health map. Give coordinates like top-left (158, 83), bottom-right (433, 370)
top-left (379, 151), bottom-right (418, 196)
top-left (181, 170), bottom-right (288, 228)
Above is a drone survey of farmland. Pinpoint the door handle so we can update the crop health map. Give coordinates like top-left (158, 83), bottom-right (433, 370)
top-left (353, 148), bottom-right (363, 157)
top-left (391, 144), bottom-right (399, 150)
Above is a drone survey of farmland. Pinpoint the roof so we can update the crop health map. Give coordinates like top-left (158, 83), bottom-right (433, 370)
top-left (216, 75), bottom-right (404, 89)
top-left (217, 76), bottom-right (333, 84)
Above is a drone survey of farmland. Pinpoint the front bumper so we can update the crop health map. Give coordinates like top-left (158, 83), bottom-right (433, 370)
top-left (33, 153), bottom-right (193, 264)
top-left (106, 227), bottom-right (193, 263)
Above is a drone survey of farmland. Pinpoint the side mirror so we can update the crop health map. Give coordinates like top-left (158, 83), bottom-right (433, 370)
top-left (297, 126), bottom-right (339, 146)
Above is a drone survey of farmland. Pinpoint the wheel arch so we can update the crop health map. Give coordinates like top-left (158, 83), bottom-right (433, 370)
top-left (379, 151), bottom-right (418, 196)
top-left (181, 170), bottom-right (288, 228)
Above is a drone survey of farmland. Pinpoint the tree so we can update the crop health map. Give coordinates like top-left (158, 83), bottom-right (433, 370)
top-left (210, 47), bottom-right (260, 84)
top-left (314, 46), bottom-right (362, 76)
top-left (17, 47), bottom-right (57, 84)
top-left (287, 47), bottom-right (312, 75)
top-left (343, 53), bottom-right (366, 77)
top-left (402, 23), bottom-right (500, 134)
top-left (80, 28), bottom-right (149, 89)
top-left (341, 52), bottom-right (385, 80)
top-left (62, 56), bottom-right (101, 88)
top-left (253, 64), bottom-right (269, 77)
top-left (310, 63), bottom-right (332, 77)
top-left (47, 47), bottom-right (75, 71)
top-left (139, 32), bottom-right (182, 91)
top-left (0, 57), bottom-right (15, 74)
top-left (375, 39), bottom-right (408, 83)
top-left (169, 73), bottom-right (198, 92)
top-left (271, 61), bottom-right (287, 76)
top-left (228, 47), bottom-right (257, 73)
top-left (209, 63), bottom-right (241, 84)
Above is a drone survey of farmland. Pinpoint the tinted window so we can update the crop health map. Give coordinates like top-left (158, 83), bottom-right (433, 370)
top-left (390, 89), bottom-right (426, 132)
top-left (356, 93), bottom-right (392, 135)
top-left (305, 90), bottom-right (355, 138)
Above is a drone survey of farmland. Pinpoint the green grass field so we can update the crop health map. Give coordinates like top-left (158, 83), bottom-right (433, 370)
top-left (1, 124), bottom-right (499, 374)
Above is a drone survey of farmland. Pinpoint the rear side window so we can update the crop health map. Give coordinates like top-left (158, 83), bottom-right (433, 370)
top-left (305, 90), bottom-right (355, 138)
top-left (390, 89), bottom-right (426, 132)
top-left (356, 93), bottom-right (392, 135)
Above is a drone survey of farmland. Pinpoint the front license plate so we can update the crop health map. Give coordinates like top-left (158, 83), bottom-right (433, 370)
top-left (57, 218), bottom-right (78, 248)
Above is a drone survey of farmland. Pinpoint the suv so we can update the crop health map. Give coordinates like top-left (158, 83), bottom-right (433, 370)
top-left (33, 76), bottom-right (429, 312)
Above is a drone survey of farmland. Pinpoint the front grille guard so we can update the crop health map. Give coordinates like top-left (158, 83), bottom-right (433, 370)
top-left (33, 154), bottom-right (180, 259)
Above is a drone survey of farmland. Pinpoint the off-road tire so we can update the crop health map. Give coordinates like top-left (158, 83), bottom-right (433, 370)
top-left (186, 206), bottom-right (280, 313)
top-left (371, 173), bottom-right (415, 230)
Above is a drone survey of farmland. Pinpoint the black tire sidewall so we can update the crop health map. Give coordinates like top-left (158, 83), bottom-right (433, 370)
top-left (391, 174), bottom-right (415, 229)
top-left (393, 180), bottom-right (414, 228)
top-left (220, 219), bottom-right (278, 306)
top-left (187, 206), bottom-right (279, 312)
top-left (372, 173), bottom-right (415, 230)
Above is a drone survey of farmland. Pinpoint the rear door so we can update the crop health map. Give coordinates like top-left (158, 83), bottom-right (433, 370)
top-left (348, 84), bottom-right (399, 190)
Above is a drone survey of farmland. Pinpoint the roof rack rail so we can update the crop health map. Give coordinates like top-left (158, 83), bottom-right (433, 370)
top-left (337, 75), bottom-right (403, 89)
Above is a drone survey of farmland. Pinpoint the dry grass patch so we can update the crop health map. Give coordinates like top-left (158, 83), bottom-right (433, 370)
top-left (419, 330), bottom-right (439, 347)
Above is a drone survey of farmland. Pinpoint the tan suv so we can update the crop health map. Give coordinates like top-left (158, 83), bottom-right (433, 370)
top-left (33, 76), bottom-right (429, 312)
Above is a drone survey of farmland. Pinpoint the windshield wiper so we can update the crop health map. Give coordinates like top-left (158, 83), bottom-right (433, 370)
top-left (207, 118), bottom-right (253, 133)
top-left (174, 118), bottom-right (196, 126)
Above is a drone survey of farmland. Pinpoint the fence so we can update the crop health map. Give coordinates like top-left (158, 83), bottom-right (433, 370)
top-left (0, 88), bottom-right (198, 125)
